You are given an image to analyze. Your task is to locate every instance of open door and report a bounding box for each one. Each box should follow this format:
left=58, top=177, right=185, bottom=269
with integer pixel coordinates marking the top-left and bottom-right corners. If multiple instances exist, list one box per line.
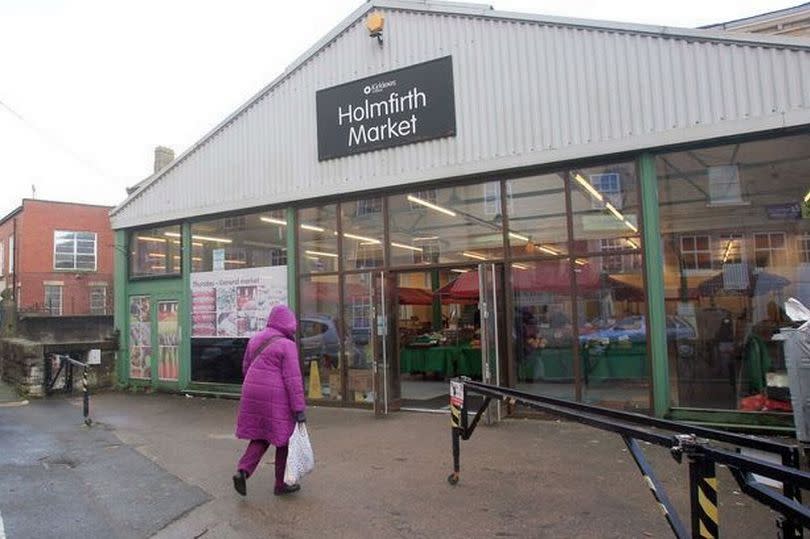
left=373, top=271, right=400, bottom=415
left=479, top=263, right=505, bottom=423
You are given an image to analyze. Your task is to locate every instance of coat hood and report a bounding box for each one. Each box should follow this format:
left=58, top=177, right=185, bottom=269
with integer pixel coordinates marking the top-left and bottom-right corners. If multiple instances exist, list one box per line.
left=266, top=304, right=297, bottom=338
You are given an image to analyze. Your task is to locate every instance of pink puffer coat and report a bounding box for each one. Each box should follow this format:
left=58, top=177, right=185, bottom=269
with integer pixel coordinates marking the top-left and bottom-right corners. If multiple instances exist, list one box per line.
left=235, top=305, right=306, bottom=446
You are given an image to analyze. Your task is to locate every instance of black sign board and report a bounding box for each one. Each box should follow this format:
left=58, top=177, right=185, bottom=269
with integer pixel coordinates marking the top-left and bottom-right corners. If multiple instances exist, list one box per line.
left=316, top=56, right=456, bottom=161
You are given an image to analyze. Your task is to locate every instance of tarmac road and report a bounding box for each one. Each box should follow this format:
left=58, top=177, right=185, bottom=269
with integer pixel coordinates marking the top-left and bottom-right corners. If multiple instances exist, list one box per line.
left=0, top=391, right=790, bottom=538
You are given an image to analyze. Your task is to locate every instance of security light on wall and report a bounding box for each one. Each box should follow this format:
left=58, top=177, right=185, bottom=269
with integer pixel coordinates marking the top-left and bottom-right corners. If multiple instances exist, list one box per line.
left=366, top=11, right=384, bottom=45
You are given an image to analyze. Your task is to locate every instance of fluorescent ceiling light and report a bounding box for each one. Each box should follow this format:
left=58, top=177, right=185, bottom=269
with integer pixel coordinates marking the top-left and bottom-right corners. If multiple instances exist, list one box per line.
left=450, top=269, right=469, bottom=273
left=407, top=195, right=456, bottom=217
left=137, top=236, right=167, bottom=243
left=722, top=239, right=736, bottom=263
left=624, top=220, right=638, bottom=233
left=151, top=265, right=167, bottom=270
left=224, top=259, right=247, bottom=265
left=462, top=251, right=487, bottom=261
left=512, top=263, right=529, bottom=270
left=300, top=223, right=325, bottom=232
left=574, top=258, right=588, bottom=266
left=625, top=239, right=639, bottom=250
left=805, top=190, right=810, bottom=203
left=605, top=202, right=624, bottom=222
left=391, top=242, right=423, bottom=252
left=538, top=245, right=559, bottom=256
left=574, top=174, right=603, bottom=202
left=148, top=253, right=166, bottom=258
left=509, top=232, right=530, bottom=242
left=344, top=232, right=381, bottom=244
left=305, top=250, right=338, bottom=258
left=260, top=216, right=288, bottom=226
left=413, top=236, right=439, bottom=242
left=164, top=231, right=232, bottom=244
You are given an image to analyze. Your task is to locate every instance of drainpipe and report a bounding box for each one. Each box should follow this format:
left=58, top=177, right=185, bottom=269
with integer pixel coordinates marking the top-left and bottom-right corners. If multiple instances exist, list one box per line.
left=11, top=217, right=17, bottom=306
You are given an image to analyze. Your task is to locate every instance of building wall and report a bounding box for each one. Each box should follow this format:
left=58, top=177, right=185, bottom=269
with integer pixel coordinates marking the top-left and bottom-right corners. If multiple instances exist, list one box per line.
left=12, top=200, right=114, bottom=315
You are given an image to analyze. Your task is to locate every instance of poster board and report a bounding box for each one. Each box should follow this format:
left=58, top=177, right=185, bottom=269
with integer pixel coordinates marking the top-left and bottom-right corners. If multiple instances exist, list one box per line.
left=191, top=266, right=287, bottom=338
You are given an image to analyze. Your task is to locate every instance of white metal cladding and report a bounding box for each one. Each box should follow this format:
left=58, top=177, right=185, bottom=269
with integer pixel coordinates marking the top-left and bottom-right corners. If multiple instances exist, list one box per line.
left=111, top=2, right=810, bottom=229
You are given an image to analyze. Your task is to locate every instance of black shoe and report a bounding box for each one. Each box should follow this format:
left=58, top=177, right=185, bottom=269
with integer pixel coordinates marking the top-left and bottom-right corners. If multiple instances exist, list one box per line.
left=233, top=471, right=247, bottom=496
left=274, top=483, right=301, bottom=496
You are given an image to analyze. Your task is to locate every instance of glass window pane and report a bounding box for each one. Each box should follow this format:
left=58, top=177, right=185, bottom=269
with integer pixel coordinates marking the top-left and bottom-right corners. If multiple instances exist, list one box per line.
left=130, top=225, right=182, bottom=278
left=129, top=296, right=152, bottom=379
left=343, top=273, right=374, bottom=403
left=298, top=205, right=338, bottom=273
left=300, top=274, right=341, bottom=401
left=506, top=173, right=568, bottom=257
left=388, top=181, right=505, bottom=267
left=341, top=198, right=384, bottom=270
left=570, top=162, right=641, bottom=252
left=76, top=255, right=96, bottom=270
left=576, top=256, right=649, bottom=412
left=157, top=301, right=180, bottom=381
left=191, top=209, right=287, bottom=273
left=54, top=254, right=74, bottom=269
left=512, top=259, right=575, bottom=402
left=657, top=133, right=810, bottom=410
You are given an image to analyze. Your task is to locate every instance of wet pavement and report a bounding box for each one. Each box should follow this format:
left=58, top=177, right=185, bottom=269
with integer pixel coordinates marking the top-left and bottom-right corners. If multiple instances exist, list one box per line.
left=0, top=391, right=791, bottom=538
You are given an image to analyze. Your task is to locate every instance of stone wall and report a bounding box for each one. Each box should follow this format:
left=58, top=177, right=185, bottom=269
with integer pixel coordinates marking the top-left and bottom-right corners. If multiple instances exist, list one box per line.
left=16, top=314, right=114, bottom=342
left=0, top=338, right=116, bottom=397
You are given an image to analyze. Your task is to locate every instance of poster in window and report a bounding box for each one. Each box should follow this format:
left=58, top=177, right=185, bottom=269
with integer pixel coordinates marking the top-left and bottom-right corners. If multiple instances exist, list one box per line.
left=129, top=296, right=152, bottom=379
left=191, top=266, right=287, bottom=338
left=157, top=301, right=180, bottom=381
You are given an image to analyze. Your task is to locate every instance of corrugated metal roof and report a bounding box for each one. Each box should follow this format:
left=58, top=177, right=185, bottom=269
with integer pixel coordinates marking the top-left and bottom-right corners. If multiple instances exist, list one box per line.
left=111, top=0, right=810, bottom=229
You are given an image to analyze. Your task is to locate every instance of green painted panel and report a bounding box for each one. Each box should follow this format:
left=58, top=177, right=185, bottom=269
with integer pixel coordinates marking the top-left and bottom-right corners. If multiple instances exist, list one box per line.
left=639, top=153, right=669, bottom=418
left=286, top=207, right=297, bottom=311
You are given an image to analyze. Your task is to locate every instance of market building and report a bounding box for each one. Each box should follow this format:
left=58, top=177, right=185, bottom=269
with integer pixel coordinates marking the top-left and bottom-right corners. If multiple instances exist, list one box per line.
left=110, top=0, right=810, bottom=426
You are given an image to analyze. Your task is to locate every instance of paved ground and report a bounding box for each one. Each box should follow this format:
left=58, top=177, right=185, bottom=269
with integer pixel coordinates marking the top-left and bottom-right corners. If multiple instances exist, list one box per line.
left=0, top=391, right=792, bottom=538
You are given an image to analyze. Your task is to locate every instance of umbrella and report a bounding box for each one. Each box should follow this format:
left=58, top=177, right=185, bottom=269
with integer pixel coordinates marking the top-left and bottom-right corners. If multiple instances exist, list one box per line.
left=397, top=287, right=435, bottom=305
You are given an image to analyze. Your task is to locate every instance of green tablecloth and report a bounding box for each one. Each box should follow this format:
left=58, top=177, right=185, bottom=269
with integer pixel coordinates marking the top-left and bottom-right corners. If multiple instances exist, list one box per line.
left=400, top=346, right=482, bottom=377
left=519, top=343, right=647, bottom=383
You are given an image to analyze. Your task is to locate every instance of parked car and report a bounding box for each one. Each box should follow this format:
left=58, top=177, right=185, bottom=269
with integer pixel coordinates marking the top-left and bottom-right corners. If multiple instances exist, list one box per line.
left=579, top=315, right=697, bottom=345
left=300, top=314, right=340, bottom=367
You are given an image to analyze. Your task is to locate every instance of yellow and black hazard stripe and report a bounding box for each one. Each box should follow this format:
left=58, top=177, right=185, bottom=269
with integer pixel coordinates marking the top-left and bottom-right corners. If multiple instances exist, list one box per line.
left=450, top=402, right=461, bottom=428
left=696, top=474, right=718, bottom=538
left=690, top=460, right=718, bottom=539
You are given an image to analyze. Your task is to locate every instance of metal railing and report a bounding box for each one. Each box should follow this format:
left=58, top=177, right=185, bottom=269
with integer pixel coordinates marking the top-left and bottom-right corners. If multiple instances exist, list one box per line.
left=448, top=378, right=809, bottom=538
left=44, top=353, right=92, bottom=426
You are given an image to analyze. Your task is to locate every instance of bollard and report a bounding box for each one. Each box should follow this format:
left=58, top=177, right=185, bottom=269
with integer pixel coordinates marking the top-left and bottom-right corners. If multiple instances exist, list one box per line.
left=82, top=363, right=91, bottom=426
left=688, top=455, right=718, bottom=538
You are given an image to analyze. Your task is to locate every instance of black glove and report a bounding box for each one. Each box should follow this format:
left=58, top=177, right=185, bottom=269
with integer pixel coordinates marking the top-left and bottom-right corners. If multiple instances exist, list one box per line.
left=294, top=411, right=306, bottom=424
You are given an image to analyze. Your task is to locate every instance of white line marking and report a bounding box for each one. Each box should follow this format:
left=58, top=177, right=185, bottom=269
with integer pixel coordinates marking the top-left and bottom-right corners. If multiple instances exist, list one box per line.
left=0, top=508, right=7, bottom=539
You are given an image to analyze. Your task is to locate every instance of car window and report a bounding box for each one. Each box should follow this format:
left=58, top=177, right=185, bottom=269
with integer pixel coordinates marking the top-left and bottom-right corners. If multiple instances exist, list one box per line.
left=614, top=317, right=642, bottom=330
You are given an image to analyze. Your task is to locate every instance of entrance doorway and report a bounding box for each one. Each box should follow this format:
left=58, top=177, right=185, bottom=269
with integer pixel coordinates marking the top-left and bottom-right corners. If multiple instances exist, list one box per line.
left=393, top=264, right=506, bottom=412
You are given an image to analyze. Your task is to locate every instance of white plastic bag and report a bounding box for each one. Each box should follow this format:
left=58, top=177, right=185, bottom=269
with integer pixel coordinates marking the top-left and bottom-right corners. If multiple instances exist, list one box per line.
left=284, top=423, right=314, bottom=485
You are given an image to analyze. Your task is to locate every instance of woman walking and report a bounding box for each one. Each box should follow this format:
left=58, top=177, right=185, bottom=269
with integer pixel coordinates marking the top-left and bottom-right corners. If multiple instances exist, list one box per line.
left=233, top=304, right=306, bottom=496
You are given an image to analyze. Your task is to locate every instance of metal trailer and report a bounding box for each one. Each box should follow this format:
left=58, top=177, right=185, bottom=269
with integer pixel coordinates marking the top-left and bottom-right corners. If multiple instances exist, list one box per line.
left=448, top=378, right=809, bottom=539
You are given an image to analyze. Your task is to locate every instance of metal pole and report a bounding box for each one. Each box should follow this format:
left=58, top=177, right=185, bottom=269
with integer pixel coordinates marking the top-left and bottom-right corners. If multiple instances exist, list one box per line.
left=779, top=447, right=803, bottom=539
left=448, top=379, right=464, bottom=485
left=82, top=364, right=91, bottom=426
left=689, top=455, right=718, bottom=538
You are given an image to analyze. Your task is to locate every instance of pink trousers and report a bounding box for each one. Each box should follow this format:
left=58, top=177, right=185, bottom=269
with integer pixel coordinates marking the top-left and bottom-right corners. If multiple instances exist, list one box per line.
left=237, top=440, right=289, bottom=488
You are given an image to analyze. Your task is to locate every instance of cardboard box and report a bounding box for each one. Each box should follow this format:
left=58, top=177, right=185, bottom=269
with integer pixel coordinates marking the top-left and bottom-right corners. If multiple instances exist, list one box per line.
left=348, top=368, right=372, bottom=393
left=328, top=370, right=341, bottom=399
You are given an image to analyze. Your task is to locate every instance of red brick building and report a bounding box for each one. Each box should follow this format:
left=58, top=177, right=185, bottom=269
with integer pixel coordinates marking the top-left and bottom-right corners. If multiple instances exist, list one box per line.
left=0, top=200, right=114, bottom=315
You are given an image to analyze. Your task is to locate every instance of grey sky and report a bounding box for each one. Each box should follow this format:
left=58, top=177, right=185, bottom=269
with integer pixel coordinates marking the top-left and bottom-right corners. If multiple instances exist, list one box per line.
left=0, top=0, right=800, bottom=219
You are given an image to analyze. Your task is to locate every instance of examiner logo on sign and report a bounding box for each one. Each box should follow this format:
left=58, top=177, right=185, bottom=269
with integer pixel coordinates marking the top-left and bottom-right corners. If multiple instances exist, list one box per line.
left=316, top=56, right=456, bottom=160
